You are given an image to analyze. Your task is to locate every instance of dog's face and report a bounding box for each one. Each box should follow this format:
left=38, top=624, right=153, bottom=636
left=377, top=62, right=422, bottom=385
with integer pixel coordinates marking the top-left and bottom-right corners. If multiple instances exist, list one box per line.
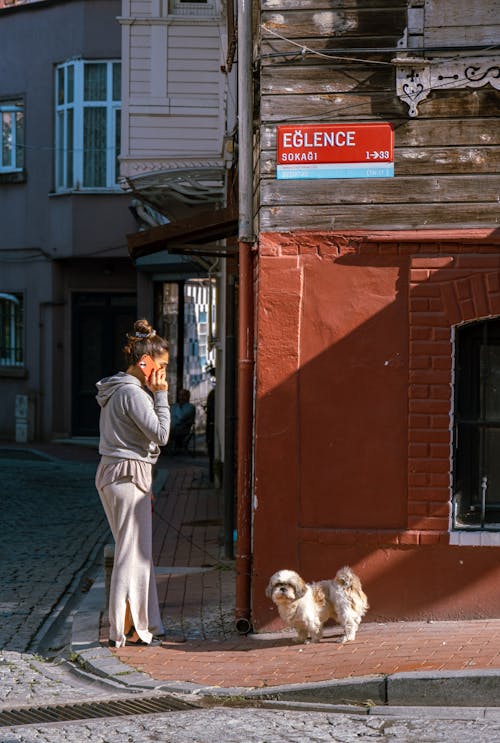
left=266, top=570, right=308, bottom=606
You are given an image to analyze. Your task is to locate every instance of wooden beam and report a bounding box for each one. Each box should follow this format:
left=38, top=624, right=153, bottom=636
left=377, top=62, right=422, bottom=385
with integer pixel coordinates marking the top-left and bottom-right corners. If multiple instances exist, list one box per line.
left=128, top=205, right=238, bottom=260
left=167, top=242, right=239, bottom=258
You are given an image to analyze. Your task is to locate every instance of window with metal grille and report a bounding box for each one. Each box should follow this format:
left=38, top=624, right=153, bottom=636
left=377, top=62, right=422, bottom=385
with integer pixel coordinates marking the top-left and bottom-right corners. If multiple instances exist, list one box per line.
left=169, top=0, right=217, bottom=16
left=453, top=317, right=500, bottom=529
left=0, top=100, right=24, bottom=173
left=0, top=292, right=24, bottom=367
left=55, top=60, right=121, bottom=191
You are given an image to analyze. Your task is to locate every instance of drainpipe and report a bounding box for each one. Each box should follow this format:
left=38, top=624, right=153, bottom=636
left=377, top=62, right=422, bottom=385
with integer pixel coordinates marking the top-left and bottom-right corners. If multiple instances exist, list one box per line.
left=234, top=0, right=254, bottom=635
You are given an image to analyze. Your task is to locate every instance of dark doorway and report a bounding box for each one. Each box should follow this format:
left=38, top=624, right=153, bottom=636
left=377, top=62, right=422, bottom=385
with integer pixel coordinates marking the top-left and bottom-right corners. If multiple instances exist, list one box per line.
left=72, top=292, right=136, bottom=435
left=453, top=317, right=500, bottom=528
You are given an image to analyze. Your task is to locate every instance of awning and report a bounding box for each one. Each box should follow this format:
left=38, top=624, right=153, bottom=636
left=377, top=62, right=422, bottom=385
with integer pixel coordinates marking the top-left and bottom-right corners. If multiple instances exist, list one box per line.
left=127, top=205, right=238, bottom=261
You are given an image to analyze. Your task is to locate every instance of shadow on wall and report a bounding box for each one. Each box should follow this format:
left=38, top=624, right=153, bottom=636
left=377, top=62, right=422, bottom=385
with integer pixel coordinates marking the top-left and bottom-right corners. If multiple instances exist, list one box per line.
left=252, top=239, right=500, bottom=627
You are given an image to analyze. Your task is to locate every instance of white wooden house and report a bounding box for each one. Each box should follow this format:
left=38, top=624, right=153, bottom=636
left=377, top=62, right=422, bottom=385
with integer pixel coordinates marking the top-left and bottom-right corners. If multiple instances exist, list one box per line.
left=119, top=0, right=238, bottom=494
left=119, top=0, right=236, bottom=218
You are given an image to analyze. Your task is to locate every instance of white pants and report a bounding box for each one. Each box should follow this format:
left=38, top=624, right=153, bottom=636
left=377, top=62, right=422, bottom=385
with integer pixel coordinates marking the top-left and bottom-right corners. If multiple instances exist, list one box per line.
left=98, top=476, right=164, bottom=647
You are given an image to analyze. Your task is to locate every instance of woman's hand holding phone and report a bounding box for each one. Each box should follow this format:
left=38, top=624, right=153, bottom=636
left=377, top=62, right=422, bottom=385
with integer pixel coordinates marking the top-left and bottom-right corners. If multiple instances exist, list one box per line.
left=146, top=365, right=168, bottom=393
left=138, top=354, right=168, bottom=392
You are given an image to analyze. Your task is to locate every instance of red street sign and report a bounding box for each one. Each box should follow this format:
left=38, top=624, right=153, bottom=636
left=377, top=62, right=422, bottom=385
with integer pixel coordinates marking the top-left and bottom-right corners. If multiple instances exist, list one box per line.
left=276, top=123, right=394, bottom=179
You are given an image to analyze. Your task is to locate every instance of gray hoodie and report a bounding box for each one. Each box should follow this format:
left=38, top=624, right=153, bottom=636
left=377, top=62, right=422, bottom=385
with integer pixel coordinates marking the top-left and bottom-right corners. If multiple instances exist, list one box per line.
left=96, top=372, right=170, bottom=463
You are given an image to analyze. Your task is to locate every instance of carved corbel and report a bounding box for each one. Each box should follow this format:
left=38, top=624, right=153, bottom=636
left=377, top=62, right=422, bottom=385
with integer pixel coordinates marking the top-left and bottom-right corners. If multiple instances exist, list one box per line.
left=394, top=54, right=500, bottom=117
left=393, top=57, right=431, bottom=117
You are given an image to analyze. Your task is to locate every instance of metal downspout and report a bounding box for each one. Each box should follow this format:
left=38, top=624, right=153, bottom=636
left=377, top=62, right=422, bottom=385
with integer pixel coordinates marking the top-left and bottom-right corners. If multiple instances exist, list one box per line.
left=234, top=0, right=254, bottom=635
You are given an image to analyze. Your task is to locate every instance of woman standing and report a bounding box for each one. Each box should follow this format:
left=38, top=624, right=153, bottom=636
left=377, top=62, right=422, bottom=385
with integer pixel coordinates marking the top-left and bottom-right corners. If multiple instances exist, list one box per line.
left=95, top=318, right=170, bottom=648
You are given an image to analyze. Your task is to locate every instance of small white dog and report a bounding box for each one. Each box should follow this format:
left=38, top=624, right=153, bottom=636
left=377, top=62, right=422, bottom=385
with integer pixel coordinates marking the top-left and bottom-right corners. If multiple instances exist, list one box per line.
left=266, top=566, right=368, bottom=644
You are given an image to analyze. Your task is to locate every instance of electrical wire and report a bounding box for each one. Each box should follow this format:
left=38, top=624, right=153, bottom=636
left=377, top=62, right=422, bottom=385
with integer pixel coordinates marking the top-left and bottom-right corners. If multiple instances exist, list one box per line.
left=260, top=40, right=500, bottom=63
left=261, top=24, right=393, bottom=65
left=259, top=25, right=500, bottom=103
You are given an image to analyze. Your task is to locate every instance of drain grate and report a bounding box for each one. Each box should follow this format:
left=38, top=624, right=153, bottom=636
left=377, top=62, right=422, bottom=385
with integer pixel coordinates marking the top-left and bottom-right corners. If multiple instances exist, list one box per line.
left=0, top=694, right=196, bottom=727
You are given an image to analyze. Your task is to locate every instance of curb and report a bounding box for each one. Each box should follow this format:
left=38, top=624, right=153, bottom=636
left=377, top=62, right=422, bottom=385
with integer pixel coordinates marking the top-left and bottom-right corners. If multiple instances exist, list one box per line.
left=71, top=571, right=206, bottom=694
left=71, top=574, right=500, bottom=707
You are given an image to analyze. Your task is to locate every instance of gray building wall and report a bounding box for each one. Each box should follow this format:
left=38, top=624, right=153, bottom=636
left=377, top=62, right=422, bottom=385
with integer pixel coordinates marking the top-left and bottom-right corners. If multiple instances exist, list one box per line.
left=0, top=0, right=138, bottom=441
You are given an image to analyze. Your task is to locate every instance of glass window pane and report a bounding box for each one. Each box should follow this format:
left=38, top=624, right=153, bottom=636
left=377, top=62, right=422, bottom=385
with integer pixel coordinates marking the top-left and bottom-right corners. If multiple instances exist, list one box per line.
left=483, top=345, right=500, bottom=420
left=115, top=109, right=121, bottom=182
left=83, top=107, right=106, bottom=187
left=56, top=110, right=64, bottom=187
left=66, top=108, right=73, bottom=187
left=15, top=110, right=23, bottom=169
left=58, top=66, right=65, bottom=105
left=485, top=429, right=500, bottom=523
left=84, top=63, right=107, bottom=101
left=2, top=112, right=12, bottom=168
left=112, top=63, right=121, bottom=101
left=67, top=64, right=74, bottom=104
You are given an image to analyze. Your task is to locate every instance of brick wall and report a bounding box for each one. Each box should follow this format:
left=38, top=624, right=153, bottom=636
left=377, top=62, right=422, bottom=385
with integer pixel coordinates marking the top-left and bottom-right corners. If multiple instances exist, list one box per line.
left=258, top=230, right=500, bottom=546
left=409, top=252, right=500, bottom=540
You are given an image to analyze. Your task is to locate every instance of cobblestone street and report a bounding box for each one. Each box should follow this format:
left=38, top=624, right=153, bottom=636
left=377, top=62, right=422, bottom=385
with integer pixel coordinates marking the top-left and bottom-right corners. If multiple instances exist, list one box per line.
left=1, top=693, right=500, bottom=743
left=1, top=652, right=500, bottom=742
left=0, top=448, right=108, bottom=654
left=0, top=649, right=500, bottom=742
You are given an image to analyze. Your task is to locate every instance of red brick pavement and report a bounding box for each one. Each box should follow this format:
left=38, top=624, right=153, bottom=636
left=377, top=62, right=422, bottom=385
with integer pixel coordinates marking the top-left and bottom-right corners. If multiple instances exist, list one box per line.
left=112, top=619, right=500, bottom=688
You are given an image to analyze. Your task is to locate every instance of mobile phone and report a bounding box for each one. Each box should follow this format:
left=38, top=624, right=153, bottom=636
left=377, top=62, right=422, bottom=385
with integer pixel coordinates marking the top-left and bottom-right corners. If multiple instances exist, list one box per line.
left=137, top=354, right=159, bottom=380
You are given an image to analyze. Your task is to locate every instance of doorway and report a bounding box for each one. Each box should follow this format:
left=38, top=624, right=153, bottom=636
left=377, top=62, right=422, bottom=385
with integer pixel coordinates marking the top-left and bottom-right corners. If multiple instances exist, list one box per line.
left=72, top=292, right=136, bottom=435
left=154, top=279, right=216, bottom=451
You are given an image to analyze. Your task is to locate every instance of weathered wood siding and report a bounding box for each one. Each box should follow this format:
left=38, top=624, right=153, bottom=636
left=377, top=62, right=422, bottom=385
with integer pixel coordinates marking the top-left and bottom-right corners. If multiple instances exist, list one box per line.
left=423, top=0, right=500, bottom=45
left=258, top=0, right=500, bottom=231
left=120, top=0, right=232, bottom=175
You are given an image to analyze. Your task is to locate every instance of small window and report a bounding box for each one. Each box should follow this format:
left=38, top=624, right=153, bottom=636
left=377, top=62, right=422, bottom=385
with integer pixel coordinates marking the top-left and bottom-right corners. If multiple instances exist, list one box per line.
left=55, top=60, right=121, bottom=191
left=0, top=100, right=24, bottom=173
left=169, top=0, right=217, bottom=17
left=453, top=318, right=500, bottom=529
left=0, top=293, right=24, bottom=367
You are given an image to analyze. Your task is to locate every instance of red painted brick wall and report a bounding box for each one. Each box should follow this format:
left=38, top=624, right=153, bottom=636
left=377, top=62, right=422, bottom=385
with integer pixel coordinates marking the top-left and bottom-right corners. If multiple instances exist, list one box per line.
left=408, top=253, right=500, bottom=535
left=252, top=230, right=500, bottom=628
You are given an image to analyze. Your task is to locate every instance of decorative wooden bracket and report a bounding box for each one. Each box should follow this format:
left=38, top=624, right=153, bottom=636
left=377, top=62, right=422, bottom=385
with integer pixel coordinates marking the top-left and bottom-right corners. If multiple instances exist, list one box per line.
left=393, top=55, right=500, bottom=116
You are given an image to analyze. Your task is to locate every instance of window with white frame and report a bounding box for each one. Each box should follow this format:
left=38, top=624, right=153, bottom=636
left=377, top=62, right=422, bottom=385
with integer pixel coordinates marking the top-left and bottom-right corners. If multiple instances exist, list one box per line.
left=55, top=60, right=121, bottom=191
left=1, top=100, right=24, bottom=173
left=0, top=293, right=24, bottom=367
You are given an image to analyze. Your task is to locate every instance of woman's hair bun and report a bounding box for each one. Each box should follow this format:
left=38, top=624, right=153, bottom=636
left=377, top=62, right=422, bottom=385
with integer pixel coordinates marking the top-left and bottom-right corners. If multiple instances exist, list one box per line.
left=123, top=318, right=167, bottom=366
left=134, top=318, right=154, bottom=337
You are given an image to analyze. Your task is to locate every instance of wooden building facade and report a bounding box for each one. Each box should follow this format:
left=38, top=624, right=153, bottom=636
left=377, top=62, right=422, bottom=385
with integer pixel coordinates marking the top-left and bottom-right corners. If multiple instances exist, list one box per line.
left=251, top=0, right=500, bottom=628
left=119, top=0, right=236, bottom=187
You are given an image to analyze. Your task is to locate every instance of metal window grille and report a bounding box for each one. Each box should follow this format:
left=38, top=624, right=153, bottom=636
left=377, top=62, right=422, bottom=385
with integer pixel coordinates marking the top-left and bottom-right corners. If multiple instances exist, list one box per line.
left=0, top=293, right=24, bottom=367
left=453, top=317, right=500, bottom=529
left=170, top=0, right=217, bottom=16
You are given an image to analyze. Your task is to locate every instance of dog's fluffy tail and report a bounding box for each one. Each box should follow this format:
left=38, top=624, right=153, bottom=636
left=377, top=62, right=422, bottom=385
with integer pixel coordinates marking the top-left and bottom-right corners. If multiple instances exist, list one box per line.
left=335, top=565, right=369, bottom=616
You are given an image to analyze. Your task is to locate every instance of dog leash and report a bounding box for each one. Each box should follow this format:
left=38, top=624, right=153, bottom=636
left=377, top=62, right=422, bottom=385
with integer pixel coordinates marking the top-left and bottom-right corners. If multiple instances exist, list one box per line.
left=152, top=507, right=228, bottom=568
